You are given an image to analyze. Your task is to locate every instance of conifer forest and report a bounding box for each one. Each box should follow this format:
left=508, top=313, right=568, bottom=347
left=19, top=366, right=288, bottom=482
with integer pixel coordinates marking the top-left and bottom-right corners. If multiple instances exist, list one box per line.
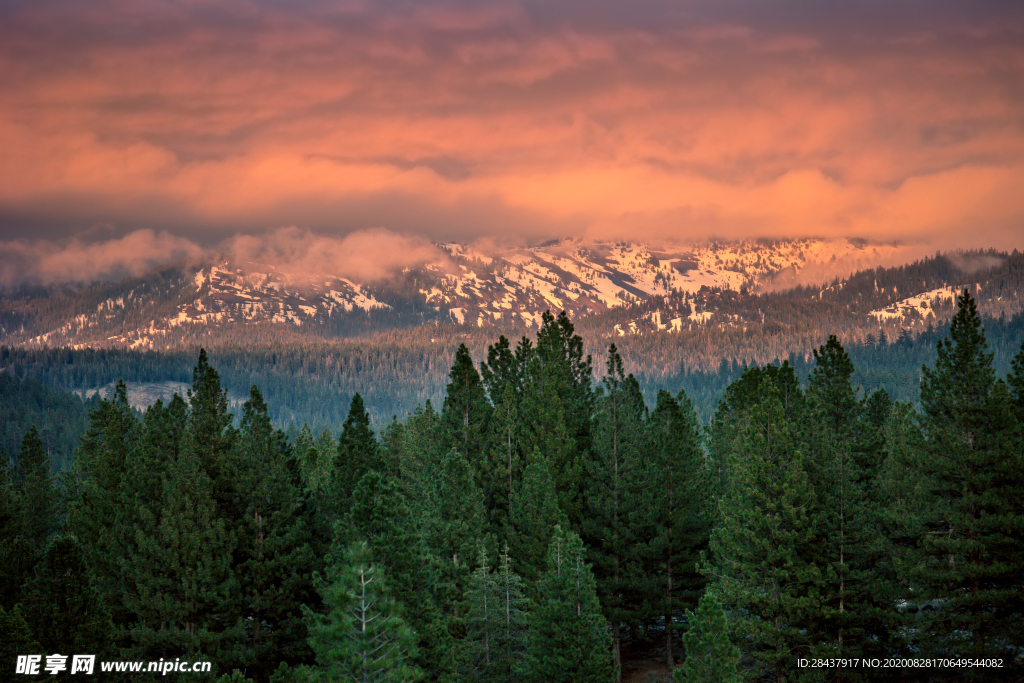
left=2, top=290, right=1023, bottom=683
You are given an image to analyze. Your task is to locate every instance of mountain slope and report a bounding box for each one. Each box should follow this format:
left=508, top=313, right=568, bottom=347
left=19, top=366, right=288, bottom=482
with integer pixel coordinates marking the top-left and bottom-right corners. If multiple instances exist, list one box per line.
left=0, top=237, right=932, bottom=349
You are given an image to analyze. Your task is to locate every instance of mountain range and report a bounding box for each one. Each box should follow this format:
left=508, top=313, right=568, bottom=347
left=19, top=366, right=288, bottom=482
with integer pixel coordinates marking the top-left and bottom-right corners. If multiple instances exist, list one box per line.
left=7, top=236, right=1009, bottom=351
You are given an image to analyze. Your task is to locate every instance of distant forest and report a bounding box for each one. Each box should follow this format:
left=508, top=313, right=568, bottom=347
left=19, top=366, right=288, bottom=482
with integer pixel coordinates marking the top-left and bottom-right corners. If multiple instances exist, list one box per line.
left=2, top=308, right=1023, bottom=432
left=2, top=292, right=1022, bottom=681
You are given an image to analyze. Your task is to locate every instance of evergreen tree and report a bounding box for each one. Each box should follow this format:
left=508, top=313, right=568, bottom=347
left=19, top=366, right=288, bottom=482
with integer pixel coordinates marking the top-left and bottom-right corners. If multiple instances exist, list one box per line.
left=12, top=426, right=58, bottom=553
left=706, top=363, right=803, bottom=519
left=440, top=344, right=492, bottom=473
left=305, top=541, right=423, bottom=683
left=342, top=472, right=445, bottom=676
left=705, top=382, right=821, bottom=683
left=911, top=289, right=1023, bottom=668
left=509, top=451, right=564, bottom=586
left=189, top=348, right=235, bottom=478
left=804, top=336, right=878, bottom=666
left=1009, top=340, right=1024, bottom=414
left=481, top=382, right=525, bottom=542
left=463, top=546, right=528, bottom=683
left=63, top=381, right=142, bottom=628
left=229, top=387, right=316, bottom=681
left=125, top=425, right=241, bottom=661
left=520, top=312, right=593, bottom=523
left=525, top=526, right=614, bottom=683
left=0, top=606, right=40, bottom=683
left=582, top=344, right=647, bottom=678
left=480, top=335, right=531, bottom=407
left=392, top=401, right=445, bottom=515
left=1, top=426, right=60, bottom=613
left=420, top=446, right=488, bottom=670
left=331, top=394, right=380, bottom=518
left=673, top=591, right=741, bottom=683
left=21, top=535, right=113, bottom=660
left=644, top=389, right=708, bottom=669
left=872, top=400, right=931, bottom=658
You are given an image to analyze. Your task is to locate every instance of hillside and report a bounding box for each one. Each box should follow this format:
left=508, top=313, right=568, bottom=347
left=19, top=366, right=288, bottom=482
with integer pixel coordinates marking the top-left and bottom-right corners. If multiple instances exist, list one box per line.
left=1, top=237, right=924, bottom=349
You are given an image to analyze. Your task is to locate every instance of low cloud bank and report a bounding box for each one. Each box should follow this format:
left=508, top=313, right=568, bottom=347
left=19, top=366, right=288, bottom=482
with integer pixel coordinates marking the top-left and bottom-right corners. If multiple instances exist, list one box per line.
left=0, top=229, right=205, bottom=287
left=0, top=227, right=448, bottom=287
left=225, top=227, right=448, bottom=284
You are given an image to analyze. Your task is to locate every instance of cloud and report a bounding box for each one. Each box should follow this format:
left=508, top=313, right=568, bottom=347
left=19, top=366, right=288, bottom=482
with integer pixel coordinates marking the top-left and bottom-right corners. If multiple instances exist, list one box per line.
left=0, top=227, right=453, bottom=286
left=0, top=0, right=1021, bottom=252
left=0, top=229, right=205, bottom=286
left=225, top=226, right=448, bottom=283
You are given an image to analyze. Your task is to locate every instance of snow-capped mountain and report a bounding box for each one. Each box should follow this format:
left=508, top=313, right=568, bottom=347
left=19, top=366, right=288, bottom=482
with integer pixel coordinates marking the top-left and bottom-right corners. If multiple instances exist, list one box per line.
left=2, top=237, right=1006, bottom=350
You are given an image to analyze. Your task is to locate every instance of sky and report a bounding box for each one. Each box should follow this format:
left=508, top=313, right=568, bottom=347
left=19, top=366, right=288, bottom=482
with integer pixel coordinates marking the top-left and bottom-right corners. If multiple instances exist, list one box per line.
left=1, top=0, right=1023, bottom=284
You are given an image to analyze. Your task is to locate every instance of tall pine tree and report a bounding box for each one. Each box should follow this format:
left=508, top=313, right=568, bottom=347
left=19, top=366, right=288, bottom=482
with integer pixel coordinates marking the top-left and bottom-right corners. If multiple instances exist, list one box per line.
left=911, top=289, right=1023, bottom=670
left=525, top=526, right=614, bottom=683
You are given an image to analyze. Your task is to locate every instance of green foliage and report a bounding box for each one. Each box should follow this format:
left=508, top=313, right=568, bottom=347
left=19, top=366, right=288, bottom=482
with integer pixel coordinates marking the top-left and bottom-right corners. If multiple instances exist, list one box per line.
left=3, top=306, right=1023, bottom=682
left=519, top=312, right=594, bottom=523
left=581, top=344, right=648, bottom=672
left=644, top=389, right=708, bottom=669
left=228, top=386, right=316, bottom=678
left=463, top=546, right=529, bottom=683
left=674, top=591, right=741, bottom=683
left=525, top=526, right=614, bottom=683
left=0, top=606, right=41, bottom=683
left=705, top=382, right=822, bottom=682
left=0, top=372, right=95, bottom=474
left=481, top=382, right=525, bottom=542
left=341, top=472, right=445, bottom=676
left=331, top=393, right=380, bottom=517
left=305, top=541, right=423, bottom=683
left=21, top=535, right=112, bottom=659
left=509, top=451, right=564, bottom=586
left=440, top=344, right=492, bottom=470
left=907, top=289, right=1023, bottom=667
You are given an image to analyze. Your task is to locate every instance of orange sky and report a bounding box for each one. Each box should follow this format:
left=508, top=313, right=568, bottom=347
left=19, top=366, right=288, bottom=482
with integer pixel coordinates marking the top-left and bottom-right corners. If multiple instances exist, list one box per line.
left=1, top=0, right=1022, bottom=278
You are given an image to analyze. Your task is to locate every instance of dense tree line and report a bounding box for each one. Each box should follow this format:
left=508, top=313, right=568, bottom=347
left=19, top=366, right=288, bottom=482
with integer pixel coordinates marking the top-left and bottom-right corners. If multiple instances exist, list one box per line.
left=2, top=294, right=1023, bottom=681
left=0, top=373, right=100, bottom=473
left=5, top=306, right=1023, bottom=431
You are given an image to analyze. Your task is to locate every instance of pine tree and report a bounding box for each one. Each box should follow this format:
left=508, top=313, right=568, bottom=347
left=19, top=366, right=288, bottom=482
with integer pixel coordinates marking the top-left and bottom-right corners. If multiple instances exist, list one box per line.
left=480, top=335, right=530, bottom=407
left=673, top=591, right=741, bottom=683
left=1009, top=340, right=1024, bottom=419
left=644, top=389, right=708, bottom=669
left=509, top=450, right=564, bottom=586
left=420, top=446, right=488, bottom=667
left=125, top=426, right=241, bottom=661
left=305, top=541, right=423, bottom=683
left=331, top=394, right=381, bottom=518
left=440, top=344, right=492, bottom=472
left=12, top=426, right=57, bottom=553
left=189, top=348, right=235, bottom=476
left=463, top=546, right=528, bottom=683
left=63, top=380, right=142, bottom=628
left=342, top=472, right=444, bottom=676
left=706, top=363, right=803, bottom=520
left=0, top=606, right=41, bottom=682
left=229, top=386, right=316, bottom=681
left=525, top=526, right=614, bottom=683
left=705, top=382, right=821, bottom=683
left=0, top=426, right=59, bottom=612
left=582, top=344, right=647, bottom=678
left=392, top=401, right=445, bottom=515
left=21, top=535, right=113, bottom=659
left=520, top=312, right=593, bottom=523
left=481, top=382, right=525, bottom=544
left=464, top=548, right=500, bottom=682
left=804, top=336, right=878, bottom=666
left=911, top=289, right=1023, bottom=668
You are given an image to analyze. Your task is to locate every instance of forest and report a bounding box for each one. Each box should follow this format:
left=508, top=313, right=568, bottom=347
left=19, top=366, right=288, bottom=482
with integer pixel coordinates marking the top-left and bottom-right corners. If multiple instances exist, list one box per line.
left=1, top=290, right=1023, bottom=682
